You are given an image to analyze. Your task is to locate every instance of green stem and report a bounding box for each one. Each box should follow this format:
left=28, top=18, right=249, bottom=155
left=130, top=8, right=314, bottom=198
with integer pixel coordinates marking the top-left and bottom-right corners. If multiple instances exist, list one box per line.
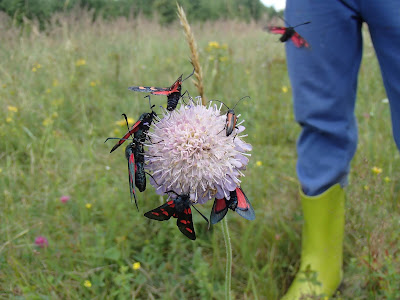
left=222, top=217, right=232, bottom=300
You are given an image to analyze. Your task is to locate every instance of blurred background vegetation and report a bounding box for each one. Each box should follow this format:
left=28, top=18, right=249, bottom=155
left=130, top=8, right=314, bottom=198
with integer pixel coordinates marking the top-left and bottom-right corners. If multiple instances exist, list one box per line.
left=1, top=0, right=399, bottom=299
left=0, top=0, right=281, bottom=28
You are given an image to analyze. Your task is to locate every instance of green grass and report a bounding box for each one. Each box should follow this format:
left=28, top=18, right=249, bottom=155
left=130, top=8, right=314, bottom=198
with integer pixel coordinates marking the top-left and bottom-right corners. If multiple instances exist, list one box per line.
left=1, top=10, right=399, bottom=299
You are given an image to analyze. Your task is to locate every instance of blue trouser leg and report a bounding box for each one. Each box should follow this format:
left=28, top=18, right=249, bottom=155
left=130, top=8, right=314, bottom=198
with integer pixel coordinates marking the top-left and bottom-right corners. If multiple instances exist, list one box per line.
left=363, top=1, right=400, bottom=148
left=285, top=1, right=363, bottom=196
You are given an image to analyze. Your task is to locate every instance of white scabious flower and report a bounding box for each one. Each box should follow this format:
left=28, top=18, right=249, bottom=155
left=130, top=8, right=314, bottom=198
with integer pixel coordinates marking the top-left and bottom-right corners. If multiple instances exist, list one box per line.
left=145, top=99, right=252, bottom=204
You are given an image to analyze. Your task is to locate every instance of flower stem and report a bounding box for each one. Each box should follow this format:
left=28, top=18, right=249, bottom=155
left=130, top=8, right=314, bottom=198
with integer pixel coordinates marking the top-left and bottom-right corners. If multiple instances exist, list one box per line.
left=222, top=217, right=232, bottom=300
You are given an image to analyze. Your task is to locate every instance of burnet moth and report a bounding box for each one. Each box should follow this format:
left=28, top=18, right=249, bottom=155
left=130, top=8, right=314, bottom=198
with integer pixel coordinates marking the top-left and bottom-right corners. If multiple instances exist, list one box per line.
left=267, top=18, right=311, bottom=48
left=128, top=68, right=195, bottom=111
left=212, top=96, right=250, bottom=136
left=210, top=187, right=255, bottom=225
left=108, top=96, right=157, bottom=153
left=144, top=191, right=209, bottom=240
left=104, top=97, right=157, bottom=209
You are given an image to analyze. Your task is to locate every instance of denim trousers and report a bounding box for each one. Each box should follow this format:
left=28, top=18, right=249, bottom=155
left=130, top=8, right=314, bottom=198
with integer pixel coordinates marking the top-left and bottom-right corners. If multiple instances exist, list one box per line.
left=285, top=0, right=400, bottom=195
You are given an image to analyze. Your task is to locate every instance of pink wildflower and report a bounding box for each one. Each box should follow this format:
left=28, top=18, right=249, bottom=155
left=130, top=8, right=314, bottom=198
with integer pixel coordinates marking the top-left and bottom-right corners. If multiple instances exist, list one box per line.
left=35, top=236, right=48, bottom=248
left=145, top=98, right=251, bottom=204
left=60, top=195, right=70, bottom=203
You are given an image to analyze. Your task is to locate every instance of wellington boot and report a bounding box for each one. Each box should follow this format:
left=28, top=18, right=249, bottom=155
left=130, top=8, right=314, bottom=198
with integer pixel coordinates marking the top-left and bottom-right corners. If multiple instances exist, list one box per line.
left=281, top=184, right=345, bottom=300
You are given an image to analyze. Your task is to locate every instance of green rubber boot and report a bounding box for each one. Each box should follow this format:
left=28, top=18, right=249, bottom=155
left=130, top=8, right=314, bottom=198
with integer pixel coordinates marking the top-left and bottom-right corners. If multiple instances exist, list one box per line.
left=281, top=184, right=345, bottom=300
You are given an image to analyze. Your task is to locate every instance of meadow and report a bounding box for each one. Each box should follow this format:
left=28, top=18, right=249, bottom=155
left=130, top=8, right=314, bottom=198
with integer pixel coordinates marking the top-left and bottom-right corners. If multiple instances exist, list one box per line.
left=0, top=9, right=399, bottom=299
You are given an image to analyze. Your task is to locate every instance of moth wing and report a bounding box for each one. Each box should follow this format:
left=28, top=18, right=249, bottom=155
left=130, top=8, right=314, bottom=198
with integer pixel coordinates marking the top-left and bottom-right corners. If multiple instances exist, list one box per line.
left=210, top=198, right=228, bottom=225
left=144, top=200, right=175, bottom=221
left=268, top=26, right=287, bottom=35
left=176, top=207, right=196, bottom=240
left=110, top=119, right=142, bottom=153
left=127, top=149, right=138, bottom=209
left=234, top=187, right=256, bottom=221
left=128, top=86, right=168, bottom=94
left=291, top=32, right=311, bottom=48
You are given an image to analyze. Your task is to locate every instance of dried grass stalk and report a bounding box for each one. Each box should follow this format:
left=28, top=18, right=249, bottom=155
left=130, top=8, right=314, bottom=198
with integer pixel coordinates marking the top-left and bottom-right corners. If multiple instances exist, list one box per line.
left=176, top=3, right=205, bottom=104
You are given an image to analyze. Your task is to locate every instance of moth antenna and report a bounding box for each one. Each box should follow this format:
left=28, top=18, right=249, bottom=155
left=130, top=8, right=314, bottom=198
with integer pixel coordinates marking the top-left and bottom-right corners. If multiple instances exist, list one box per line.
left=121, top=113, right=130, bottom=131
left=207, top=99, right=230, bottom=110
left=278, top=16, right=291, bottom=27
left=121, top=113, right=136, bottom=140
left=192, top=205, right=210, bottom=230
left=293, top=21, right=311, bottom=29
left=145, top=171, right=160, bottom=186
left=232, top=95, right=251, bottom=109
left=183, top=67, right=195, bottom=82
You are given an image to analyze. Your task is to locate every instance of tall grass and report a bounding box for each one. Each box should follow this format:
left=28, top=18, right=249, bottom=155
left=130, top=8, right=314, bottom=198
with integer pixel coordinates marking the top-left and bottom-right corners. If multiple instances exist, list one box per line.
left=1, top=9, right=399, bottom=299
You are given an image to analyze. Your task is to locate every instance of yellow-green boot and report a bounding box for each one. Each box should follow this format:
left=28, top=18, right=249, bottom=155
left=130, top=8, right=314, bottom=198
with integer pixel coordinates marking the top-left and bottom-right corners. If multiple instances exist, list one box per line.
left=281, top=184, right=345, bottom=300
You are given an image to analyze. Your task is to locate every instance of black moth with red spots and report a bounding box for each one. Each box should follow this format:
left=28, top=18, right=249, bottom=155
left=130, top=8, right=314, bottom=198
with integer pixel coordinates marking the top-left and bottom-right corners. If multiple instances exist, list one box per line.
left=210, top=187, right=256, bottom=225
left=267, top=20, right=311, bottom=48
left=128, top=68, right=194, bottom=111
left=109, top=109, right=156, bottom=154
left=144, top=193, right=197, bottom=240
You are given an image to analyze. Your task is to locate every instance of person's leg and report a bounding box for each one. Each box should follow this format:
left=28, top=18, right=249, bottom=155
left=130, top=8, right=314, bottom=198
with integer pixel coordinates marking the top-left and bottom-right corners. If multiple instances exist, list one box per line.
left=363, top=0, right=400, bottom=149
left=286, top=1, right=363, bottom=196
left=282, top=1, right=363, bottom=299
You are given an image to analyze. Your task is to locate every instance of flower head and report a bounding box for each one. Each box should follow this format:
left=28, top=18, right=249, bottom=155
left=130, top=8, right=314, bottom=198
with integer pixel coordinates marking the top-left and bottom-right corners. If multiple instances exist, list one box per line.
left=75, top=59, right=86, bottom=67
left=8, top=106, right=18, bottom=113
left=35, top=236, right=48, bottom=248
left=60, top=195, right=70, bottom=203
left=146, top=99, right=251, bottom=204
left=83, top=280, right=92, bottom=288
left=132, top=262, right=141, bottom=270
left=372, top=166, right=382, bottom=175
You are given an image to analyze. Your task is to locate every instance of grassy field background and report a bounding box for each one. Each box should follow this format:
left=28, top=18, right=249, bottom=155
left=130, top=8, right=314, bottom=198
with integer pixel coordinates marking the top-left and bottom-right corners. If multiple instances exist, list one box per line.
left=1, top=9, right=399, bottom=299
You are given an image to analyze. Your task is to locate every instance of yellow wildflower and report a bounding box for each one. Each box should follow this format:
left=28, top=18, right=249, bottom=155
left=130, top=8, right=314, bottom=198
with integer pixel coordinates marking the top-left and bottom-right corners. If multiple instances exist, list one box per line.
left=90, top=81, right=96, bottom=87
left=46, top=88, right=52, bottom=94
left=132, top=262, right=141, bottom=270
left=52, top=79, right=59, bottom=87
left=364, top=185, right=369, bottom=191
left=52, top=112, right=58, bottom=118
left=256, top=161, right=262, bottom=167
left=42, top=118, right=53, bottom=127
left=35, top=63, right=42, bottom=69
left=0, top=168, right=2, bottom=173
left=76, top=59, right=86, bottom=67
left=384, top=176, right=391, bottom=182
left=83, top=280, right=92, bottom=288
left=115, top=118, right=134, bottom=127
left=371, top=166, right=383, bottom=175
left=32, top=67, right=37, bottom=72
left=208, top=41, right=220, bottom=49
left=85, top=203, right=92, bottom=209
left=6, top=117, right=12, bottom=123
left=8, top=106, right=18, bottom=113
left=282, top=86, right=289, bottom=93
